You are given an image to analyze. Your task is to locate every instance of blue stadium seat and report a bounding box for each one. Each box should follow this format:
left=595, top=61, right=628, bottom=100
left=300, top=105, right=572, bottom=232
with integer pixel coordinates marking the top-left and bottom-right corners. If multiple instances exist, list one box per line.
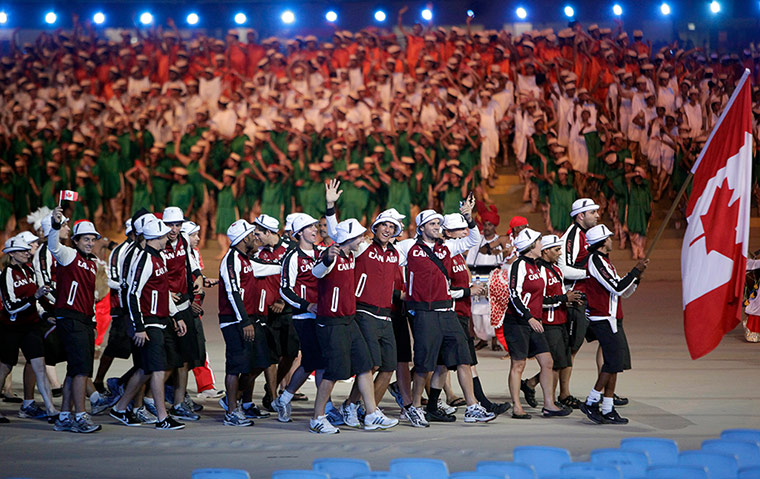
left=678, top=450, right=738, bottom=479
left=560, top=462, right=622, bottom=479
left=702, top=439, right=760, bottom=468
left=590, top=448, right=649, bottom=478
left=272, top=471, right=330, bottom=479
left=513, top=446, right=572, bottom=477
left=646, top=465, right=708, bottom=479
left=476, top=461, right=537, bottom=479
left=354, top=473, right=410, bottom=479
left=313, top=458, right=372, bottom=479
left=389, top=458, right=449, bottom=479
left=722, top=429, right=760, bottom=444
left=192, top=469, right=251, bottom=479
left=449, top=472, right=507, bottom=479
left=620, top=438, right=678, bottom=465
left=738, top=465, right=760, bottom=479
left=540, top=475, right=596, bottom=479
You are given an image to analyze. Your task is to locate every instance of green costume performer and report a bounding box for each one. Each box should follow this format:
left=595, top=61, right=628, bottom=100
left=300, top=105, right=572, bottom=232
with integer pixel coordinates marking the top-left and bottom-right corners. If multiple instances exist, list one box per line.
left=337, top=181, right=370, bottom=221
left=626, top=179, right=652, bottom=236
left=386, top=177, right=412, bottom=222
left=548, top=181, right=577, bottom=232
left=216, top=184, right=238, bottom=233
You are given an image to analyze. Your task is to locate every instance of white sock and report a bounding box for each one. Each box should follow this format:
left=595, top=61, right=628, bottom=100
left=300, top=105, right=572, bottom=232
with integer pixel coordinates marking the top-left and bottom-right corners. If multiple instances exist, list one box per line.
left=586, top=389, right=602, bottom=405
left=22, top=399, right=34, bottom=408
left=281, top=390, right=294, bottom=404
left=601, top=397, right=614, bottom=414
left=144, top=397, right=155, bottom=405
left=75, top=411, right=86, bottom=420
left=90, top=392, right=100, bottom=403
left=59, top=411, right=71, bottom=419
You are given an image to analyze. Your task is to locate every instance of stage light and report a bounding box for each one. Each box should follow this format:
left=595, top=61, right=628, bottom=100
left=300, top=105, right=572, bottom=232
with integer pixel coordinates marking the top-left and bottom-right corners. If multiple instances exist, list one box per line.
left=93, top=12, right=105, bottom=25
left=325, top=10, right=338, bottom=22
left=564, top=5, right=575, bottom=17
left=710, top=1, right=721, bottom=13
left=467, top=9, right=475, bottom=17
left=44, top=11, right=57, bottom=25
left=186, top=13, right=199, bottom=25
left=613, top=4, right=623, bottom=15
left=516, top=7, right=527, bottom=19
left=660, top=2, right=671, bottom=14
left=374, top=10, right=387, bottom=22
left=234, top=12, right=247, bottom=24
left=0, top=11, right=8, bottom=24
left=139, top=12, right=153, bottom=25
left=421, top=8, right=433, bottom=21
left=281, top=10, right=295, bottom=24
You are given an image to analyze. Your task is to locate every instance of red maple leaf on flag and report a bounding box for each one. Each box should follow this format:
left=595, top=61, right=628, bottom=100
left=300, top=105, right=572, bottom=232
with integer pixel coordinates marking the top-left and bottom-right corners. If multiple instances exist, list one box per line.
left=689, top=177, right=740, bottom=257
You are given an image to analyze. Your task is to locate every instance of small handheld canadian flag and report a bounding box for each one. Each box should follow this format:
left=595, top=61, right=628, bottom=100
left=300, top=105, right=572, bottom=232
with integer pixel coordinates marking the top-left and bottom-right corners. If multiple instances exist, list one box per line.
left=58, top=190, right=80, bottom=205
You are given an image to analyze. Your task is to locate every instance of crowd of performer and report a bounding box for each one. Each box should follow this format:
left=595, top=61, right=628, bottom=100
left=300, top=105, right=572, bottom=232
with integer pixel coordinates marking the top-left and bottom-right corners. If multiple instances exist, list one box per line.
left=3, top=12, right=760, bottom=263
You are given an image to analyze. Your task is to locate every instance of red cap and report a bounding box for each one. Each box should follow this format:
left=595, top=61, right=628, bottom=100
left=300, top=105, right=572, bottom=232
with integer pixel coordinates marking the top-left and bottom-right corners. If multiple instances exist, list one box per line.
left=507, top=216, right=529, bottom=235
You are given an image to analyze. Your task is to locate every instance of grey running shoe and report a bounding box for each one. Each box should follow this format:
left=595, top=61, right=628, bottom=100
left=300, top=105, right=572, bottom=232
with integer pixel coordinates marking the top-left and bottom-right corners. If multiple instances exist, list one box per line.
left=464, top=403, right=496, bottom=423
left=224, top=409, right=253, bottom=427
left=72, top=413, right=102, bottom=433
left=133, top=406, right=158, bottom=424
left=91, top=393, right=119, bottom=415
left=437, top=398, right=457, bottom=415
left=404, top=406, right=430, bottom=428
left=53, top=414, right=74, bottom=432
left=242, top=404, right=270, bottom=419
left=340, top=402, right=361, bottom=428
left=18, top=402, right=48, bottom=419
left=271, top=395, right=292, bottom=423
left=169, top=403, right=200, bottom=421
left=183, top=392, right=203, bottom=412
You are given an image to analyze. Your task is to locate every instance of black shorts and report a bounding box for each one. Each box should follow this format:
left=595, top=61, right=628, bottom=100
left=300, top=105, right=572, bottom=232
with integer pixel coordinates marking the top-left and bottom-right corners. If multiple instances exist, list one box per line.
left=617, top=319, right=631, bottom=371
left=192, top=313, right=207, bottom=364
left=502, top=316, right=550, bottom=361
left=566, top=302, right=589, bottom=353
left=457, top=315, right=478, bottom=366
left=588, top=320, right=626, bottom=374
left=267, top=310, right=300, bottom=359
left=544, top=323, right=572, bottom=369
left=410, top=310, right=472, bottom=373
left=356, top=311, right=397, bottom=372
left=43, top=323, right=68, bottom=366
left=221, top=323, right=253, bottom=376
left=391, top=311, right=413, bottom=363
left=0, top=321, right=45, bottom=366
left=174, top=308, right=204, bottom=368
left=315, top=315, right=374, bottom=381
left=293, top=318, right=325, bottom=373
left=251, top=318, right=278, bottom=369
left=103, top=313, right=132, bottom=359
left=57, top=317, right=95, bottom=377
left=139, top=321, right=181, bottom=374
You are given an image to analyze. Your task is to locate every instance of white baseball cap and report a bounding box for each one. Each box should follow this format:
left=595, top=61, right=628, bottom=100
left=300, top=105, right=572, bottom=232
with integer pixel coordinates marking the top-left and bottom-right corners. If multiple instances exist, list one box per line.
left=371, top=210, right=404, bottom=237
left=143, top=219, right=171, bottom=240
left=72, top=220, right=101, bottom=240
left=416, top=209, right=444, bottom=231
left=133, top=214, right=158, bottom=235
left=180, top=221, right=200, bottom=236
left=254, top=214, right=280, bottom=233
left=291, top=214, right=319, bottom=235
left=442, top=213, right=468, bottom=230
left=227, top=219, right=256, bottom=246
left=513, top=228, right=541, bottom=253
left=541, top=234, right=562, bottom=250
left=284, top=213, right=299, bottom=232
left=3, top=237, right=31, bottom=254
left=570, top=198, right=600, bottom=217
left=124, top=218, right=133, bottom=235
left=162, top=206, right=185, bottom=224
left=586, top=224, right=614, bottom=245
left=16, top=231, right=40, bottom=245
left=334, top=218, right=366, bottom=244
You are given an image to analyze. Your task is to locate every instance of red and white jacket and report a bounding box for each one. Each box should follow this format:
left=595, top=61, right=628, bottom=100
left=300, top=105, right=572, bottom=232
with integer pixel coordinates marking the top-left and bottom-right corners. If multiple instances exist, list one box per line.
left=48, top=223, right=98, bottom=322
left=451, top=253, right=473, bottom=318
left=354, top=240, right=401, bottom=320
left=252, top=238, right=288, bottom=318
left=559, top=223, right=590, bottom=288
left=585, top=251, right=640, bottom=332
left=107, top=238, right=132, bottom=315
left=219, top=246, right=281, bottom=328
left=0, top=263, right=41, bottom=325
left=506, top=255, right=545, bottom=323
left=164, top=234, right=201, bottom=312
left=280, top=246, right=321, bottom=320
left=313, top=249, right=357, bottom=319
left=127, top=245, right=177, bottom=332
left=539, top=259, right=569, bottom=325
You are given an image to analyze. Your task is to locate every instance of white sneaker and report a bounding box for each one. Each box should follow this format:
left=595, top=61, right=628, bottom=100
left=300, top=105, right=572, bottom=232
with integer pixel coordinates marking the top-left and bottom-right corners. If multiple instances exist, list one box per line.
left=309, top=415, right=340, bottom=434
left=464, top=403, right=496, bottom=423
left=404, top=405, right=430, bottom=428
left=364, top=408, right=398, bottom=431
left=438, top=398, right=457, bottom=415
left=133, top=406, right=158, bottom=424
left=197, top=389, right=225, bottom=400
left=272, top=396, right=292, bottom=423
left=340, top=402, right=361, bottom=428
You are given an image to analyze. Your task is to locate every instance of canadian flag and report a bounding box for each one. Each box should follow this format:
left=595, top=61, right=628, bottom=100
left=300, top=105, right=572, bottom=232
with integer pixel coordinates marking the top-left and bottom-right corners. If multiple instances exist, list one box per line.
left=681, top=69, right=753, bottom=360
left=59, top=190, right=80, bottom=202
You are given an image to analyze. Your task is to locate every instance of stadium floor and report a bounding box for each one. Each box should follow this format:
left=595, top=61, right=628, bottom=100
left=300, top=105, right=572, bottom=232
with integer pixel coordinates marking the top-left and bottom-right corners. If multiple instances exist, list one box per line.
left=1, top=277, right=758, bottom=479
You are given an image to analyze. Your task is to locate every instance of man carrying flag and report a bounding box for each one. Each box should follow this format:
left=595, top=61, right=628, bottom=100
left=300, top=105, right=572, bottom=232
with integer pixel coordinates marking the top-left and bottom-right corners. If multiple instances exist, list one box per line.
left=681, top=69, right=753, bottom=359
